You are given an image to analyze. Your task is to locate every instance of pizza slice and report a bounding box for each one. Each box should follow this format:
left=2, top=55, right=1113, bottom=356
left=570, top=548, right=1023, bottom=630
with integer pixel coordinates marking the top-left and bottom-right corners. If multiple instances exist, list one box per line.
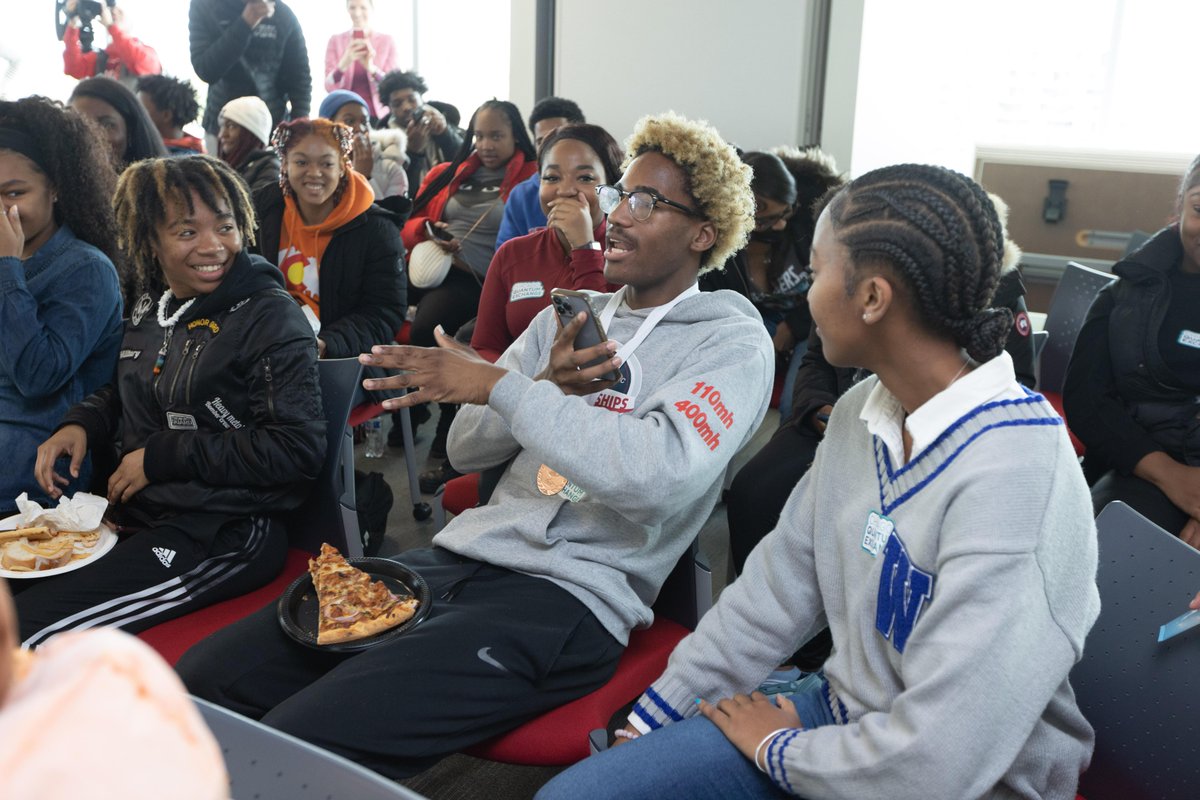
left=308, top=543, right=420, bottom=645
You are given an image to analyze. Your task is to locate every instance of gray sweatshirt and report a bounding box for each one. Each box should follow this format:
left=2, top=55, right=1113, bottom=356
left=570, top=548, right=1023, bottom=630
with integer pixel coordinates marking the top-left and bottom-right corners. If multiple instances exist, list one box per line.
left=437, top=288, right=775, bottom=644
left=633, top=377, right=1101, bottom=799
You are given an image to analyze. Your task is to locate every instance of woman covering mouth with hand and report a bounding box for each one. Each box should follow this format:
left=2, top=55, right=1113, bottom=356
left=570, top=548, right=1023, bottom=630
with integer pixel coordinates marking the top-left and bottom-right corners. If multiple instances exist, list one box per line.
left=251, top=118, right=405, bottom=400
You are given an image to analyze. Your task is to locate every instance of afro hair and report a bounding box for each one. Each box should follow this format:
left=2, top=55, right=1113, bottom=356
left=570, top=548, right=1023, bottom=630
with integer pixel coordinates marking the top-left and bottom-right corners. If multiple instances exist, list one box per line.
left=624, top=112, right=753, bottom=273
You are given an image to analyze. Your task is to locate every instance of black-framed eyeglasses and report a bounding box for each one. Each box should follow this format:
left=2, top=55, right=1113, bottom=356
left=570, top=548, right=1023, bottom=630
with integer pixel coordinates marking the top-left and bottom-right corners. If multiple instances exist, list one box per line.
left=596, top=184, right=702, bottom=222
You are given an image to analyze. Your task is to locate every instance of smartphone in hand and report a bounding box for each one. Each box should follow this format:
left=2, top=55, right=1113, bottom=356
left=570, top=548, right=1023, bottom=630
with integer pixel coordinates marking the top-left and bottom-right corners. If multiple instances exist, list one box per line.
left=550, top=289, right=619, bottom=382
left=425, top=220, right=454, bottom=242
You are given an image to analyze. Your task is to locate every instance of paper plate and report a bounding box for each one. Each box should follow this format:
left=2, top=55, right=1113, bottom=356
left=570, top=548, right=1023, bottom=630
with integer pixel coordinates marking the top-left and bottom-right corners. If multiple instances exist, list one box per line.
left=0, top=524, right=118, bottom=580
left=277, top=557, right=431, bottom=653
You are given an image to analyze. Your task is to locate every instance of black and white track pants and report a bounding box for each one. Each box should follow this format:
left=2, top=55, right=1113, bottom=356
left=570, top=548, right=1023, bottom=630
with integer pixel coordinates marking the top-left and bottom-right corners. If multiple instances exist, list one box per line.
left=16, top=514, right=287, bottom=647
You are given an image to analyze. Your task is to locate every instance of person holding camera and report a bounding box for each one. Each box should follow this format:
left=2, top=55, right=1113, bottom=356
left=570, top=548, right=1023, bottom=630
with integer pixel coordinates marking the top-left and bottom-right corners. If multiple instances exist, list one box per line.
left=376, top=70, right=462, bottom=196
left=61, top=0, right=161, bottom=86
left=189, top=0, right=311, bottom=151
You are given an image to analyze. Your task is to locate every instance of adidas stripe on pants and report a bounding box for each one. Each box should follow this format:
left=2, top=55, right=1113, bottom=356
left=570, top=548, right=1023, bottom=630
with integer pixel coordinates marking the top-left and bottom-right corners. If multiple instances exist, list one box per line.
left=16, top=515, right=287, bottom=647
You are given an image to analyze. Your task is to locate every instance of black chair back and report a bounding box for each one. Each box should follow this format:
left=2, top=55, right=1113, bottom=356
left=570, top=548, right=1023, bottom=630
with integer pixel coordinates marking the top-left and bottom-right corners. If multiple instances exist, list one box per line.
left=283, top=358, right=363, bottom=556
left=1073, top=501, right=1200, bottom=799
left=1037, top=262, right=1115, bottom=393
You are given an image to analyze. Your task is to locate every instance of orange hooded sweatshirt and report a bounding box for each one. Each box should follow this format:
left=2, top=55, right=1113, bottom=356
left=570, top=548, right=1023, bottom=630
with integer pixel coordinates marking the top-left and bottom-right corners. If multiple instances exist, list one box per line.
left=278, top=170, right=375, bottom=319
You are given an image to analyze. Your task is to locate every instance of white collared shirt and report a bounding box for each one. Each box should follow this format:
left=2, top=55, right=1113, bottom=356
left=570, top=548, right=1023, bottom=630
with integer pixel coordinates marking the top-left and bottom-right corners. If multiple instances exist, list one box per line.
left=859, top=351, right=1025, bottom=466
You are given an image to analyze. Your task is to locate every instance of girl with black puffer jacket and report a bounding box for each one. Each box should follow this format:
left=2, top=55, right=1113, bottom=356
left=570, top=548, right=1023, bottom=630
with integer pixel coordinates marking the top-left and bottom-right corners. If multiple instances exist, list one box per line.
left=19, top=155, right=326, bottom=647
left=1064, top=154, right=1200, bottom=547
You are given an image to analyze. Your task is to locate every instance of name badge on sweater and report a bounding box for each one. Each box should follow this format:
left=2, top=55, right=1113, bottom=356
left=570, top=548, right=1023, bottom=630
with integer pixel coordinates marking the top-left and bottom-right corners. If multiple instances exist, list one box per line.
left=166, top=412, right=198, bottom=431
left=862, top=511, right=893, bottom=557
left=510, top=281, right=544, bottom=302
left=1178, top=329, right=1200, bottom=349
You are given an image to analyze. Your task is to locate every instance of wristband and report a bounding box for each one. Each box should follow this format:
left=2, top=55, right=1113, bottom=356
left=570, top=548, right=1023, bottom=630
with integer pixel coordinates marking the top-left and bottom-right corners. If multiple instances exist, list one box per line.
left=753, top=728, right=790, bottom=773
left=572, top=241, right=602, bottom=251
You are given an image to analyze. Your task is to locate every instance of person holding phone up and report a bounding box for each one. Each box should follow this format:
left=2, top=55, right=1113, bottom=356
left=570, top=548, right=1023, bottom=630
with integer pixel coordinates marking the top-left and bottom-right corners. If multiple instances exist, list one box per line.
left=324, top=0, right=398, bottom=120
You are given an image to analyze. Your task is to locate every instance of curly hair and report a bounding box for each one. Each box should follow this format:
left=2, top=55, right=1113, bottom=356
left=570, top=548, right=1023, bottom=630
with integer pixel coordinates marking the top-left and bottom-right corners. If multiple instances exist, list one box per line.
left=377, top=70, right=429, bottom=105
left=827, top=164, right=1010, bottom=362
left=113, top=155, right=256, bottom=296
left=0, top=96, right=119, bottom=263
left=624, top=112, right=753, bottom=272
left=135, top=74, right=201, bottom=128
left=537, top=123, right=623, bottom=184
left=271, top=118, right=353, bottom=204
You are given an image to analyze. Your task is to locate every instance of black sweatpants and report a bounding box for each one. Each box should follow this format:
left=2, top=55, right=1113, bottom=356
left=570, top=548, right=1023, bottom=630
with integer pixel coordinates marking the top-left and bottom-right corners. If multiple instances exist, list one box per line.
left=408, top=267, right=482, bottom=348
left=16, top=514, right=287, bottom=647
left=178, top=547, right=624, bottom=779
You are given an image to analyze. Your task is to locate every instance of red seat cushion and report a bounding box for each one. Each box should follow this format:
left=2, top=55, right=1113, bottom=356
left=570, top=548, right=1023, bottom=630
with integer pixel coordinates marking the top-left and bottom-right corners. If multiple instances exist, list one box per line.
left=136, top=548, right=309, bottom=666
left=442, top=472, right=481, bottom=516
left=467, top=618, right=690, bottom=765
left=345, top=324, right=412, bottom=427
left=1042, top=391, right=1085, bottom=456
left=348, top=401, right=385, bottom=428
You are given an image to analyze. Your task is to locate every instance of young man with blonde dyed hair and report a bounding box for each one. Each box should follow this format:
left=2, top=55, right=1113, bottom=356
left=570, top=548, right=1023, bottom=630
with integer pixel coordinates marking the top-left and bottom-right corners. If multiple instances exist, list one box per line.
left=180, top=112, right=775, bottom=779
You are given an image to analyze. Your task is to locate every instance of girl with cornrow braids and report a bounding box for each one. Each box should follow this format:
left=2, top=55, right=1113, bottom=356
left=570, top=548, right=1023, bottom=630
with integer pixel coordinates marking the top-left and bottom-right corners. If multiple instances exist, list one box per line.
left=251, top=117, right=405, bottom=402
left=20, top=155, right=325, bottom=647
left=540, top=164, right=1099, bottom=800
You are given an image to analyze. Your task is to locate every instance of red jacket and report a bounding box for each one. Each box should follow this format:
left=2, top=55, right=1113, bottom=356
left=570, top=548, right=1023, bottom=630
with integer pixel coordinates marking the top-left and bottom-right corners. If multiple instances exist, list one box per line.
left=401, top=152, right=536, bottom=252
left=63, top=24, right=161, bottom=80
left=471, top=224, right=617, bottom=363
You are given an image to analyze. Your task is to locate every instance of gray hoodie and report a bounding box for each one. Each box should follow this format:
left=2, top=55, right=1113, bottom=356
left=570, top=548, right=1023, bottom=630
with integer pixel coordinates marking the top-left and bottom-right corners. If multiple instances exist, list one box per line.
left=438, top=288, right=775, bottom=643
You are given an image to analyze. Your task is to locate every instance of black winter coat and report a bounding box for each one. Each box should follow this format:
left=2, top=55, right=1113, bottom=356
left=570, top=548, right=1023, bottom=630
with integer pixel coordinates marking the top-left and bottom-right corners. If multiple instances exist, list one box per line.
left=239, top=149, right=280, bottom=198
left=1064, top=226, right=1200, bottom=481
left=189, top=0, right=311, bottom=134
left=63, top=252, right=326, bottom=517
left=253, top=184, right=407, bottom=401
left=252, top=184, right=407, bottom=359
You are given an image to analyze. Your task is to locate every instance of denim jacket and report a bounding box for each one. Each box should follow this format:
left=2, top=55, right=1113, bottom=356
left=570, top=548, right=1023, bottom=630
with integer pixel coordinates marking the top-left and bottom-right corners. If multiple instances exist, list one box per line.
left=0, top=225, right=123, bottom=512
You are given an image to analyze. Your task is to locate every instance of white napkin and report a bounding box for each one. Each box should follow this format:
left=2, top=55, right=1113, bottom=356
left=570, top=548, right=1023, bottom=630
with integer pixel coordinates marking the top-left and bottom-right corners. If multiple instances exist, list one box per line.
left=4, top=492, right=109, bottom=532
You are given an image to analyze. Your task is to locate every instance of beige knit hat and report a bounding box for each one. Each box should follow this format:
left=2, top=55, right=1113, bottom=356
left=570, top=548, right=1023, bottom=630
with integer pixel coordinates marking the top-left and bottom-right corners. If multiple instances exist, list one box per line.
left=218, top=96, right=274, bottom=148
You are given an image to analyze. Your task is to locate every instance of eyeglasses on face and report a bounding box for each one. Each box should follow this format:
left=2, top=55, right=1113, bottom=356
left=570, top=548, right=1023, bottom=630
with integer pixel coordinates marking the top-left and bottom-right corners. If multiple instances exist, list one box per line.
left=596, top=184, right=701, bottom=222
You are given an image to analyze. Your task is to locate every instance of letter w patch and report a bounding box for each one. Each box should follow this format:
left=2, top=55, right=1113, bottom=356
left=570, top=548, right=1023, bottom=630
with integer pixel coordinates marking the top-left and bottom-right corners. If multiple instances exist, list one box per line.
left=874, top=532, right=934, bottom=654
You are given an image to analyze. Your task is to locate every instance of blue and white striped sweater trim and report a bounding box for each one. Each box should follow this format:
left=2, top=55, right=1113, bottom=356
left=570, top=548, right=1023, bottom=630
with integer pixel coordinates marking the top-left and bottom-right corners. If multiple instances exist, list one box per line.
left=767, top=729, right=803, bottom=793
left=632, top=686, right=685, bottom=730
left=875, top=391, right=1062, bottom=516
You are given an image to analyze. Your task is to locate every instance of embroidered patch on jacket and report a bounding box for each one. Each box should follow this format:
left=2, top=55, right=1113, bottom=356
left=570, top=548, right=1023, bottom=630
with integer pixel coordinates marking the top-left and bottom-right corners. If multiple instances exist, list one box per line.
left=509, top=281, right=544, bottom=302
left=874, top=531, right=935, bottom=653
left=205, top=396, right=245, bottom=430
left=119, top=349, right=142, bottom=360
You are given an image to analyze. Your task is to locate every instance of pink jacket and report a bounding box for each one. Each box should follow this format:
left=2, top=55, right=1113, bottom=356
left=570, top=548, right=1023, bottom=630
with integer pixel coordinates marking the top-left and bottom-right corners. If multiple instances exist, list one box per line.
left=324, top=30, right=398, bottom=118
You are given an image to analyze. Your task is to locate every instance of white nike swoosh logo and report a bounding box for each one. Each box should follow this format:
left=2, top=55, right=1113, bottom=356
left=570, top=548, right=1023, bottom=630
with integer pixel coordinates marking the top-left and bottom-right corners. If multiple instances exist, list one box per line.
left=477, top=646, right=508, bottom=673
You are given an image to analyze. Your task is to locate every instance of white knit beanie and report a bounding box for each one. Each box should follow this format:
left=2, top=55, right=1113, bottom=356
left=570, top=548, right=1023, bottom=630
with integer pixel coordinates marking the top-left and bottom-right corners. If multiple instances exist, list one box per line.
left=218, top=96, right=274, bottom=148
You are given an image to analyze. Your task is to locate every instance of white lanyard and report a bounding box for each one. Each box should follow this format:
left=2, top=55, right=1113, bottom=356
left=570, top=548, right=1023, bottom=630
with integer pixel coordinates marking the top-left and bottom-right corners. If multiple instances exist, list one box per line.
left=597, top=283, right=700, bottom=364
